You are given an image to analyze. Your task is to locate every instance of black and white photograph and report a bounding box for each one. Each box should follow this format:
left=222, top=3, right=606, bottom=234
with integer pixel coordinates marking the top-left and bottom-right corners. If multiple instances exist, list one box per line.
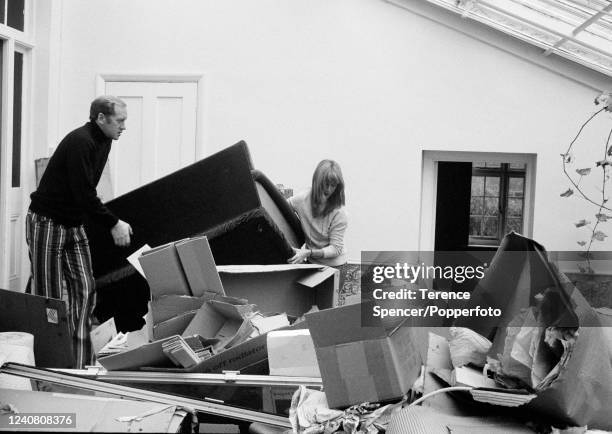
left=0, top=0, right=611, bottom=432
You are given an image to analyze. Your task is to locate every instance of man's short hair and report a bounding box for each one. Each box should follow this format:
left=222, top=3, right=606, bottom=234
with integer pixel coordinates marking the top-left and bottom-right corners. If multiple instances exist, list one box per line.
left=89, top=95, right=126, bottom=121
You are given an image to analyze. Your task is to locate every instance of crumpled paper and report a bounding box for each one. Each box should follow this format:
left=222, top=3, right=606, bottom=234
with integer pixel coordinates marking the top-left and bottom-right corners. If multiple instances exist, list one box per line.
left=288, top=385, right=405, bottom=433
left=448, top=326, right=492, bottom=368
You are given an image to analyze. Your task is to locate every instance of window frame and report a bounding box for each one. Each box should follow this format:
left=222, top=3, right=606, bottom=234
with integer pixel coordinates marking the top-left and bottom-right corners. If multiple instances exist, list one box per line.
left=468, top=163, right=527, bottom=247
left=419, top=151, right=537, bottom=252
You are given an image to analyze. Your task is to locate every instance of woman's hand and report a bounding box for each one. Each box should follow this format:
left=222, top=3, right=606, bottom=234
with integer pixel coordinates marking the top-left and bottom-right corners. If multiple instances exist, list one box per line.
left=288, top=247, right=310, bottom=264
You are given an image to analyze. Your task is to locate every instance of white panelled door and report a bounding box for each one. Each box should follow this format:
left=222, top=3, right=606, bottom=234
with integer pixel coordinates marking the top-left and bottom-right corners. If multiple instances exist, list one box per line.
left=104, top=81, right=198, bottom=197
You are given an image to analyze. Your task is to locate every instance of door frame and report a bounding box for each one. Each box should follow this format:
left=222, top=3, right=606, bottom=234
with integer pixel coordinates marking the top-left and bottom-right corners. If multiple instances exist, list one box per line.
left=95, top=73, right=207, bottom=159
left=0, top=38, right=33, bottom=290
left=419, top=150, right=537, bottom=252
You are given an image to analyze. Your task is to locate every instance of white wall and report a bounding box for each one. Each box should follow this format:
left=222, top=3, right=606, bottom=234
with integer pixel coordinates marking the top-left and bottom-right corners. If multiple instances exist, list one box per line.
left=45, top=0, right=612, bottom=259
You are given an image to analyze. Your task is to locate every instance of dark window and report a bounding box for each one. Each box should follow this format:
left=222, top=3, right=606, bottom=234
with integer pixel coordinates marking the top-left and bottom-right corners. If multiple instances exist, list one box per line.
left=12, top=51, right=22, bottom=187
left=469, top=163, right=525, bottom=246
left=0, top=0, right=5, bottom=26
left=7, top=0, right=24, bottom=31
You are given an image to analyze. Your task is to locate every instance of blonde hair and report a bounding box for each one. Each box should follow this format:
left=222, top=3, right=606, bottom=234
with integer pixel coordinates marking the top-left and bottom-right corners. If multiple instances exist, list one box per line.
left=310, top=159, right=345, bottom=217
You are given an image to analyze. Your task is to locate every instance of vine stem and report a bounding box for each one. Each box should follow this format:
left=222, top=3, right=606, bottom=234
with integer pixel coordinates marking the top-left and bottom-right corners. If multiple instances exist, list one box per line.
left=584, top=124, right=612, bottom=271
left=562, top=107, right=612, bottom=211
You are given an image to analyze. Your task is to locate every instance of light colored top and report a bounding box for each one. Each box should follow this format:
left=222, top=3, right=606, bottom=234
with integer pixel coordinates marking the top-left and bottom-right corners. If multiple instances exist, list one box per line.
left=288, top=189, right=348, bottom=266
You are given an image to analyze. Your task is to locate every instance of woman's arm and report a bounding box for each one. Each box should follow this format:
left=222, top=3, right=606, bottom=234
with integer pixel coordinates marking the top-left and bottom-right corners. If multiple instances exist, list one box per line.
left=313, top=209, right=348, bottom=259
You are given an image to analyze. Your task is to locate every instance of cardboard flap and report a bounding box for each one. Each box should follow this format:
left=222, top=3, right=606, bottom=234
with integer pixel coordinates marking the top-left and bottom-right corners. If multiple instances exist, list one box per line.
left=175, top=235, right=225, bottom=297
left=182, top=303, right=225, bottom=338
left=138, top=242, right=191, bottom=297
left=153, top=310, right=197, bottom=340
left=98, top=335, right=177, bottom=371
left=151, top=295, right=207, bottom=324
left=306, top=304, right=389, bottom=347
left=297, top=267, right=338, bottom=288
left=209, top=299, right=254, bottom=319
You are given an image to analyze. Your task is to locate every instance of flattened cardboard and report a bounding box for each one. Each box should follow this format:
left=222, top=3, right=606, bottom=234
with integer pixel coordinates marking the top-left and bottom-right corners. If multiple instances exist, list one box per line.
left=218, top=265, right=338, bottom=317
left=90, top=317, right=117, bottom=356
left=139, top=242, right=191, bottom=297
left=98, top=335, right=177, bottom=371
left=267, top=329, right=321, bottom=377
left=306, top=304, right=422, bottom=409
left=175, top=236, right=224, bottom=298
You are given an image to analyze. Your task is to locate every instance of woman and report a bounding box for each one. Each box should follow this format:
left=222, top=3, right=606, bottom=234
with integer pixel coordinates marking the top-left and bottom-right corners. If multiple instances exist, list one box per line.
left=287, top=159, right=348, bottom=267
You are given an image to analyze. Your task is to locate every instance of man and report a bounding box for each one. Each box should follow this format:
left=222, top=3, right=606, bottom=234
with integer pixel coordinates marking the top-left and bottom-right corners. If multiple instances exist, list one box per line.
left=26, top=96, right=132, bottom=368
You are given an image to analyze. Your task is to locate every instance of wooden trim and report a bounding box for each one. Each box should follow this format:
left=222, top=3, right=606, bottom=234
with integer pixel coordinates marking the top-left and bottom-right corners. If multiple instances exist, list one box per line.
left=95, top=73, right=207, bottom=158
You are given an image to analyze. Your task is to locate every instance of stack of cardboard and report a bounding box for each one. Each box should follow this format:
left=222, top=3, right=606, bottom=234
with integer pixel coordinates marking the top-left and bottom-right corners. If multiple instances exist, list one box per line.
left=96, top=236, right=339, bottom=374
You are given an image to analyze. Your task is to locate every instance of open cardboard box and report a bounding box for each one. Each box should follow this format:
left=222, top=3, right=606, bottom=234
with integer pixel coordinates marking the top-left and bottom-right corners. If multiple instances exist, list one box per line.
left=306, top=303, right=422, bottom=409
left=218, top=264, right=338, bottom=317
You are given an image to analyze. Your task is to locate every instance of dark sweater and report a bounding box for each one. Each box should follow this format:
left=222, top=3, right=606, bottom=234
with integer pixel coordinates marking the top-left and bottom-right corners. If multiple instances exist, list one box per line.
left=30, top=121, right=119, bottom=228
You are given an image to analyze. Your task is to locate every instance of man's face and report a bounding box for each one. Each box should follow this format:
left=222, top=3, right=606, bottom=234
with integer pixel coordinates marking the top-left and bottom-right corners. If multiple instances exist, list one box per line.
left=98, top=105, right=127, bottom=140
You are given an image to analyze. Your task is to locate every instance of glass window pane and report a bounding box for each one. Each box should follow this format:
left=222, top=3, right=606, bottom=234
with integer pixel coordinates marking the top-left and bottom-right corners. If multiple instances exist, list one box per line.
left=469, top=217, right=483, bottom=236
left=509, top=163, right=526, bottom=170
left=471, top=176, right=484, bottom=196
left=7, top=0, right=24, bottom=31
left=12, top=51, right=23, bottom=188
left=483, top=217, right=498, bottom=237
left=485, top=162, right=501, bottom=168
left=507, top=198, right=523, bottom=217
left=0, top=0, right=5, bottom=24
left=485, top=176, right=500, bottom=196
left=470, top=197, right=484, bottom=215
left=508, top=177, right=524, bottom=197
left=506, top=218, right=523, bottom=234
left=473, top=162, right=487, bottom=169
left=485, top=197, right=499, bottom=216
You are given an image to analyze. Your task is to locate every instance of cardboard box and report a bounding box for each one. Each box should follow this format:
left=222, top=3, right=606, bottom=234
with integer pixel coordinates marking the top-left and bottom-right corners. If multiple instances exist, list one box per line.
left=267, top=329, right=321, bottom=377
left=175, top=236, right=225, bottom=298
left=139, top=235, right=225, bottom=299
left=139, top=241, right=191, bottom=297
left=306, top=303, right=422, bottom=409
left=218, top=264, right=338, bottom=317
left=183, top=300, right=254, bottom=351
left=143, top=321, right=309, bottom=374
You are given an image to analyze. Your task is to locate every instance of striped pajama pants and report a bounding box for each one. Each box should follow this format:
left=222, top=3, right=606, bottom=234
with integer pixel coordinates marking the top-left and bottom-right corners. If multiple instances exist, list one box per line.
left=25, top=210, right=96, bottom=369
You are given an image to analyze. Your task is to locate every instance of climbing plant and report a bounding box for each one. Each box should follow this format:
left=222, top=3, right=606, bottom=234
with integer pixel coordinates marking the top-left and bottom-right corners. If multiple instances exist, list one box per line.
left=560, top=92, right=612, bottom=273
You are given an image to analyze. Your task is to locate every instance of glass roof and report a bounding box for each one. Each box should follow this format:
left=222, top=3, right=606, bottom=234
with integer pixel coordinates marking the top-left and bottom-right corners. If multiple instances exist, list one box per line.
left=424, top=0, right=612, bottom=77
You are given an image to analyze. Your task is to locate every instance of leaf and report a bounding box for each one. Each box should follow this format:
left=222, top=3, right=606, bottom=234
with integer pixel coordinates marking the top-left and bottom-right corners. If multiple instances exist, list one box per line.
left=596, top=159, right=612, bottom=167
left=560, top=188, right=574, bottom=197
left=560, top=153, right=573, bottom=164
left=592, top=230, right=608, bottom=241
left=595, top=92, right=612, bottom=111
left=608, top=146, right=612, bottom=157
left=576, top=168, right=592, bottom=176
left=575, top=219, right=590, bottom=227
left=596, top=213, right=612, bottom=222
left=577, top=241, right=587, bottom=246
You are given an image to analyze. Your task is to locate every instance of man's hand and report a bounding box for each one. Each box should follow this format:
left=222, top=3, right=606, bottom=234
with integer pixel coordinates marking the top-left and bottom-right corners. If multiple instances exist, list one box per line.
left=111, top=219, right=133, bottom=247
left=288, top=247, right=310, bottom=264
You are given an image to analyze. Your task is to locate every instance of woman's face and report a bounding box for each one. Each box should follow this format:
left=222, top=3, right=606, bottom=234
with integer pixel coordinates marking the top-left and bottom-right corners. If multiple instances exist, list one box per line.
left=321, top=179, right=338, bottom=201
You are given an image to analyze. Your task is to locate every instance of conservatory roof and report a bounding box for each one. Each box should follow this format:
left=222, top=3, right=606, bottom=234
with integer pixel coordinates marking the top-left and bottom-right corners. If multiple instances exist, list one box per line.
left=420, top=0, right=612, bottom=77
